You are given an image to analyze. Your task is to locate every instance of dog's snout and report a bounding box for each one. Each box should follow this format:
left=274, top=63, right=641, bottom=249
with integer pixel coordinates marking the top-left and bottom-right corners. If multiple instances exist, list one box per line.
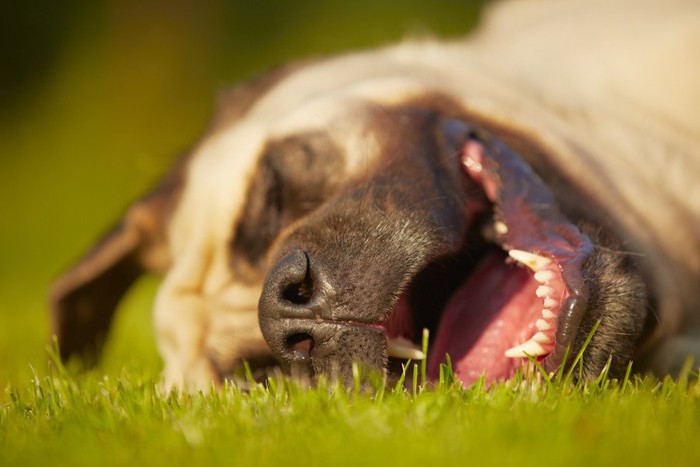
left=259, top=247, right=369, bottom=371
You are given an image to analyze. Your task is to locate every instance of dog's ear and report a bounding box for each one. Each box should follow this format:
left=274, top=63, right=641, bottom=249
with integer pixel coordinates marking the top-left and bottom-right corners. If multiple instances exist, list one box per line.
left=49, top=60, right=313, bottom=366
left=49, top=158, right=186, bottom=365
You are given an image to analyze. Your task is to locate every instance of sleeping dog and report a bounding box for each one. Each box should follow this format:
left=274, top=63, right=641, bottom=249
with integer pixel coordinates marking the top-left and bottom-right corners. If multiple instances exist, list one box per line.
left=50, top=0, right=700, bottom=389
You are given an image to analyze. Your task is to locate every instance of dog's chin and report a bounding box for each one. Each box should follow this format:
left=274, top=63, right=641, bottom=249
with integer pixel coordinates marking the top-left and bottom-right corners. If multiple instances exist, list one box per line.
left=380, top=134, right=595, bottom=387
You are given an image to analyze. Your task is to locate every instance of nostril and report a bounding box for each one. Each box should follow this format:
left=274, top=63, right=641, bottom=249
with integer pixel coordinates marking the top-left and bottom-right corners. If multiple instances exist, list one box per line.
left=282, top=269, right=314, bottom=305
left=270, top=248, right=315, bottom=306
left=260, top=247, right=334, bottom=322
left=285, top=332, right=315, bottom=360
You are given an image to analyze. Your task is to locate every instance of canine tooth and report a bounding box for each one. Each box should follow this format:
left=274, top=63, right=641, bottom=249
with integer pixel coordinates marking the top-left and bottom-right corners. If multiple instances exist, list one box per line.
left=543, top=297, right=558, bottom=308
left=508, top=249, right=551, bottom=272
left=536, top=286, right=555, bottom=298
left=532, top=331, right=552, bottom=344
left=504, top=339, right=547, bottom=358
left=387, top=336, right=425, bottom=360
left=534, top=270, right=555, bottom=283
left=535, top=319, right=551, bottom=331
left=542, top=309, right=555, bottom=319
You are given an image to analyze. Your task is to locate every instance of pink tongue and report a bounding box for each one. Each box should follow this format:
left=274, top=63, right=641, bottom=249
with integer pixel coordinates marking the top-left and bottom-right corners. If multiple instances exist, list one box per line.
left=428, top=252, right=541, bottom=386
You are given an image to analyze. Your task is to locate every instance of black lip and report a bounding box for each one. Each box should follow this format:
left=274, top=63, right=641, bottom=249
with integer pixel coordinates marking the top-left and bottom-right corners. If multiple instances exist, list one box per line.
left=260, top=318, right=386, bottom=365
left=544, top=290, right=589, bottom=371
left=260, top=317, right=388, bottom=384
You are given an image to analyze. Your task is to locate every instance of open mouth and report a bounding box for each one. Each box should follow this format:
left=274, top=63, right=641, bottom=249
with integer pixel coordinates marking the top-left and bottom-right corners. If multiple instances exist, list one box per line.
left=384, top=132, right=594, bottom=386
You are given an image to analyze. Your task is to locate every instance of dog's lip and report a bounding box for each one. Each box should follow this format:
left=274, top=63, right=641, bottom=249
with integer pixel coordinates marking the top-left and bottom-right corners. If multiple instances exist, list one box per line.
left=284, top=316, right=427, bottom=362
left=272, top=318, right=386, bottom=363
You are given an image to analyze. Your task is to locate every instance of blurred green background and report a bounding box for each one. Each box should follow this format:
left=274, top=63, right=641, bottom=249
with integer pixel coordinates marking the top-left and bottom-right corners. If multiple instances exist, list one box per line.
left=0, top=0, right=484, bottom=387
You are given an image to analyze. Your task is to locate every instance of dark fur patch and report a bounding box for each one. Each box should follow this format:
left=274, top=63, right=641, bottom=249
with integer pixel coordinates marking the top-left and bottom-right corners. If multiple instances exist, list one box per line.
left=569, top=227, right=648, bottom=378
left=230, top=132, right=345, bottom=282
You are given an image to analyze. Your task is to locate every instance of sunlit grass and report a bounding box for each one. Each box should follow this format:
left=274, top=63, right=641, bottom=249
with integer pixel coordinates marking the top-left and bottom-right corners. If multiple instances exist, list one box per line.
left=2, top=263, right=700, bottom=466
left=2, top=350, right=700, bottom=467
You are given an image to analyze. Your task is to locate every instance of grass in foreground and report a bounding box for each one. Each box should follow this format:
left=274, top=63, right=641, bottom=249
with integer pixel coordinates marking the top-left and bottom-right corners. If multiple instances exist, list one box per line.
left=2, top=354, right=700, bottom=467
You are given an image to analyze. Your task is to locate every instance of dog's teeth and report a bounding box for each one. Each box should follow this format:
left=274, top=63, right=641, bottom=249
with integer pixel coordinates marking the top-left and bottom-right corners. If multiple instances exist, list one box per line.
left=536, top=286, right=555, bottom=298
left=532, top=331, right=552, bottom=344
left=494, top=221, right=509, bottom=235
left=542, top=309, right=555, bottom=319
left=535, top=319, right=551, bottom=331
left=534, top=270, right=555, bottom=283
left=482, top=220, right=509, bottom=243
left=508, top=249, right=551, bottom=272
left=387, top=336, right=425, bottom=360
left=504, top=339, right=547, bottom=358
left=543, top=297, right=558, bottom=308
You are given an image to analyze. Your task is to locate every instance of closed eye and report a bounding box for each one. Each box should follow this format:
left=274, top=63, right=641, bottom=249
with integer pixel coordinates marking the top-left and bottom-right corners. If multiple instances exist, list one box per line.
left=229, top=132, right=345, bottom=279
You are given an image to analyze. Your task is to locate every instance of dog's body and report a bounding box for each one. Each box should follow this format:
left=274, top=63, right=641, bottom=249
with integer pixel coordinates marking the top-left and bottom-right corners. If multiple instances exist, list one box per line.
left=51, top=0, right=700, bottom=389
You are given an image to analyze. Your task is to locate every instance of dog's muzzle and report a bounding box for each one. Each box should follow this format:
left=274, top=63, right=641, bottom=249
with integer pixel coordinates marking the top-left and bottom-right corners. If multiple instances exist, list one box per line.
left=258, top=247, right=388, bottom=379
left=256, top=119, right=602, bottom=386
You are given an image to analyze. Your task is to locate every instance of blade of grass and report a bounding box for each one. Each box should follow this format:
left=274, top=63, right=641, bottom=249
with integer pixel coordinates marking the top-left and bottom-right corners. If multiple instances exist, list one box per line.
left=564, top=319, right=601, bottom=382
left=393, top=361, right=410, bottom=393
left=420, top=328, right=429, bottom=390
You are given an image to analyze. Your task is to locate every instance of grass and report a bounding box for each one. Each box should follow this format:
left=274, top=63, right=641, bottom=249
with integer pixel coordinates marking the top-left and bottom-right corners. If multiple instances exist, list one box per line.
left=2, top=337, right=700, bottom=467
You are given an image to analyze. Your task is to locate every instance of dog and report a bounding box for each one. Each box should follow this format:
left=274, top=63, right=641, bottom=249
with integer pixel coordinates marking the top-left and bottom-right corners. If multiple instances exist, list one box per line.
left=50, top=0, right=700, bottom=390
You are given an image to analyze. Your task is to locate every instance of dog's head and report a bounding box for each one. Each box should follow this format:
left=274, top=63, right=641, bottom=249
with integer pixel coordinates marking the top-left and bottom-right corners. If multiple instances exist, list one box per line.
left=50, top=47, right=660, bottom=389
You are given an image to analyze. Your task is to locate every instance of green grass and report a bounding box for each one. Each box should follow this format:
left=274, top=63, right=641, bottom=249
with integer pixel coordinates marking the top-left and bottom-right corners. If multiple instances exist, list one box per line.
left=3, top=356, right=700, bottom=467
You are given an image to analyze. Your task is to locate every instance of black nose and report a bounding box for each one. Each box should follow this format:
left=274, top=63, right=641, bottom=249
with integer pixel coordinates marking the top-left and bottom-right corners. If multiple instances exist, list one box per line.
left=259, top=248, right=335, bottom=321
left=258, top=248, right=337, bottom=364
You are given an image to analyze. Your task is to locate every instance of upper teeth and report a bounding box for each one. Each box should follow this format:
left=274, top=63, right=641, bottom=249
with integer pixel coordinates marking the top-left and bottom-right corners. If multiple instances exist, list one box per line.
left=508, top=249, right=552, bottom=272
left=542, top=309, right=555, bottom=319
left=534, top=270, right=555, bottom=283
left=536, top=285, right=555, bottom=298
left=532, top=331, right=552, bottom=344
left=505, top=249, right=560, bottom=360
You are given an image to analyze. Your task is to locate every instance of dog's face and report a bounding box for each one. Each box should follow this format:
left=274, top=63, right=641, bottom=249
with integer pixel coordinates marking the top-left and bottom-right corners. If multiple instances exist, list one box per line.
left=48, top=86, right=650, bottom=389
left=50, top=1, right=700, bottom=390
